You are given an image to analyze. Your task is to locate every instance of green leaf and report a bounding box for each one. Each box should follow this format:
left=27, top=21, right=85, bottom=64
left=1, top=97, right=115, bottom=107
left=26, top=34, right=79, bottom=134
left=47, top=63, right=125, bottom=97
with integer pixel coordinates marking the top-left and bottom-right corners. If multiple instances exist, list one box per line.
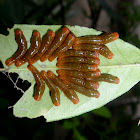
left=0, top=24, right=140, bottom=122
left=92, top=106, right=112, bottom=118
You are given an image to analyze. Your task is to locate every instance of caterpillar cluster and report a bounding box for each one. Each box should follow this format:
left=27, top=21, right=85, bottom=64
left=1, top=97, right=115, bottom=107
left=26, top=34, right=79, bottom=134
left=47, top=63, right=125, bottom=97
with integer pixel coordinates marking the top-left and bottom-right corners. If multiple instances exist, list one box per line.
left=5, top=26, right=120, bottom=106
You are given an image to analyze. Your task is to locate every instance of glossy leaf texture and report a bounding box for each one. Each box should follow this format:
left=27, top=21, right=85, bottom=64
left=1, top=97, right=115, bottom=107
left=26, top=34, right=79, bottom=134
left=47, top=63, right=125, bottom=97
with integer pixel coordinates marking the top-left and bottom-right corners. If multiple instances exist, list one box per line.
left=0, top=24, right=140, bottom=122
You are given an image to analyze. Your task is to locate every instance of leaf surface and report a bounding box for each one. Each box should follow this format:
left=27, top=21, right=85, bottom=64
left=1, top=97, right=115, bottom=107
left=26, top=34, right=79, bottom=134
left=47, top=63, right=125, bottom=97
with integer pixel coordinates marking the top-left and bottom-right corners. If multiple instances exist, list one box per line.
left=0, top=24, right=140, bottom=122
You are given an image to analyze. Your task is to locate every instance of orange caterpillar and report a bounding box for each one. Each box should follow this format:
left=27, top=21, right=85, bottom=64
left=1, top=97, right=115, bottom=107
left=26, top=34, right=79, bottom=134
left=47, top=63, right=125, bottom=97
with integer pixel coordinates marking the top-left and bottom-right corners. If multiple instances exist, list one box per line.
left=5, top=27, right=73, bottom=67
left=58, top=49, right=99, bottom=58
left=29, top=31, right=55, bottom=64
left=27, top=64, right=45, bottom=101
left=72, top=44, right=114, bottom=59
left=73, top=32, right=119, bottom=45
left=57, top=57, right=100, bottom=65
left=62, top=79, right=100, bottom=98
left=5, top=27, right=120, bottom=106
left=41, top=71, right=60, bottom=106
left=15, top=31, right=41, bottom=67
left=85, top=74, right=120, bottom=84
left=48, top=32, right=76, bottom=62
left=42, top=70, right=79, bottom=104
left=40, top=27, right=70, bottom=62
left=57, top=63, right=97, bottom=71
left=5, top=30, right=27, bottom=66
left=57, top=69, right=101, bottom=78
left=5, top=27, right=119, bottom=67
left=59, top=75, right=99, bottom=89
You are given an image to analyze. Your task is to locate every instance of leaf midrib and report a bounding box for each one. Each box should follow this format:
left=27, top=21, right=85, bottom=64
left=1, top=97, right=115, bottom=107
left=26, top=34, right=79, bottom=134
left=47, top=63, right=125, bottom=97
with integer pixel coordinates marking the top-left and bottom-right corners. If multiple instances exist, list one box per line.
left=1, top=63, right=140, bottom=72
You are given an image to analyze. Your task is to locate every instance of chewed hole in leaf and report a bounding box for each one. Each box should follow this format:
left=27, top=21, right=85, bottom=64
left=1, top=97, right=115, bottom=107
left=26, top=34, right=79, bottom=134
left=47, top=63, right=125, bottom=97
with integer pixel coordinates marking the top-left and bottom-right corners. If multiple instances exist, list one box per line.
left=1, top=71, right=31, bottom=96
left=17, top=78, right=31, bottom=92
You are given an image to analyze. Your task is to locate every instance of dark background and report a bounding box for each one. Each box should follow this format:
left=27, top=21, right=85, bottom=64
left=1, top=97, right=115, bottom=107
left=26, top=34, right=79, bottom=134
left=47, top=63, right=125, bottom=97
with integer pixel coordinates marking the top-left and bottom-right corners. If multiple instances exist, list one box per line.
left=0, top=0, right=140, bottom=139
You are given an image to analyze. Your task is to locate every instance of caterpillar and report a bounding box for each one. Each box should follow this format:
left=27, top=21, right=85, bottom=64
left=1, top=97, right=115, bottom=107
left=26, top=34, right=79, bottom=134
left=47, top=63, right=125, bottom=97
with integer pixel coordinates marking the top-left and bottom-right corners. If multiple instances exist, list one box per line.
left=46, top=71, right=79, bottom=104
left=73, top=32, right=119, bottom=45
left=40, top=27, right=70, bottom=62
left=57, top=56, right=100, bottom=65
left=72, top=44, right=101, bottom=51
left=5, top=30, right=27, bottom=66
left=6, top=27, right=72, bottom=67
left=58, top=49, right=99, bottom=58
left=6, top=27, right=117, bottom=67
left=28, top=31, right=55, bottom=64
left=5, top=26, right=120, bottom=106
left=72, top=44, right=114, bottom=59
left=59, top=75, right=99, bottom=89
left=27, top=64, right=45, bottom=101
left=48, top=32, right=76, bottom=62
left=41, top=70, right=60, bottom=106
left=57, top=62, right=97, bottom=71
left=85, top=74, right=120, bottom=84
left=62, top=79, right=100, bottom=98
left=15, top=31, right=41, bottom=67
left=56, top=69, right=101, bottom=78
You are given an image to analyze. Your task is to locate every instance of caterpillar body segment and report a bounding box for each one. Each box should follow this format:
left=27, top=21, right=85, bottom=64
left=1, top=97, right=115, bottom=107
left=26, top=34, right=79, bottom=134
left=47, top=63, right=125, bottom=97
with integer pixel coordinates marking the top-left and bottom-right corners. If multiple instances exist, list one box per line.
left=15, top=31, right=41, bottom=67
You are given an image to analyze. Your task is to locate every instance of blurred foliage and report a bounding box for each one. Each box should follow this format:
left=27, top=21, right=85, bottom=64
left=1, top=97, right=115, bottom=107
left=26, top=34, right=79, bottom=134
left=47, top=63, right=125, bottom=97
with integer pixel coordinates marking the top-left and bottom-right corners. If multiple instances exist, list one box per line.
left=0, top=0, right=140, bottom=139
left=0, top=0, right=75, bottom=35
left=113, top=1, right=140, bottom=47
left=92, top=106, right=112, bottom=118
